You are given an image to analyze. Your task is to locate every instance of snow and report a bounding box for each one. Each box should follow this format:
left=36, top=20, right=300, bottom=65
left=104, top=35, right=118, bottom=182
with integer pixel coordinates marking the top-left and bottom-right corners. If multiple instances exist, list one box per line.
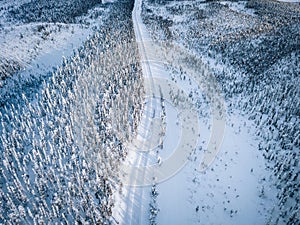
left=139, top=0, right=300, bottom=223
left=219, top=1, right=256, bottom=16
left=0, top=0, right=107, bottom=79
left=0, top=1, right=144, bottom=224
left=0, top=2, right=109, bottom=105
left=112, top=0, right=277, bottom=224
left=1, top=0, right=298, bottom=224
left=277, top=0, right=300, bottom=2
left=0, top=23, right=88, bottom=66
left=157, top=113, right=276, bottom=225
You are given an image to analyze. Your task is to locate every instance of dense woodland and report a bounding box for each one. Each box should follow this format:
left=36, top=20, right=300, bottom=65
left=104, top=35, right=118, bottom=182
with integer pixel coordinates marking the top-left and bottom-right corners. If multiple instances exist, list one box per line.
left=0, top=0, right=145, bottom=224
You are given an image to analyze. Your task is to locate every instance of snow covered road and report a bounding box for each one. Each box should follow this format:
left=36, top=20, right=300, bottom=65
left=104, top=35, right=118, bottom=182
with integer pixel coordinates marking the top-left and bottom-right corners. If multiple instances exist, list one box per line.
left=112, top=0, right=277, bottom=224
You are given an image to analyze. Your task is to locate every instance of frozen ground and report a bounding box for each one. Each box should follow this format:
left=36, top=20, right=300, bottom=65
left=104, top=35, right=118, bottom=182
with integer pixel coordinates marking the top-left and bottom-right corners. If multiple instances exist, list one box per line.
left=0, top=0, right=108, bottom=107
left=277, top=0, right=300, bottom=2
left=0, top=0, right=299, bottom=225
left=111, top=0, right=279, bottom=224
left=137, top=0, right=299, bottom=224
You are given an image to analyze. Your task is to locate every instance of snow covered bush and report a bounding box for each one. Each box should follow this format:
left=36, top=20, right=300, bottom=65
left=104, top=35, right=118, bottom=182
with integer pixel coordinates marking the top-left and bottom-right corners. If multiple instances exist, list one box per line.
left=149, top=184, right=159, bottom=225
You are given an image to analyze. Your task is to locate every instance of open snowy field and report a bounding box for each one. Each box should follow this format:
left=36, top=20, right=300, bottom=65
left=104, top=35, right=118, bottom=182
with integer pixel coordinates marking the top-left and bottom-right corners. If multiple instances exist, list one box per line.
left=0, top=0, right=299, bottom=225
left=137, top=0, right=299, bottom=224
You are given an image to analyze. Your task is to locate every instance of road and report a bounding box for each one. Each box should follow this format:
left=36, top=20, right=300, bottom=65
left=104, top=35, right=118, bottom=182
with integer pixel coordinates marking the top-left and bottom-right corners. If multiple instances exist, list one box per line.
left=111, top=0, right=274, bottom=224
left=112, top=0, right=202, bottom=223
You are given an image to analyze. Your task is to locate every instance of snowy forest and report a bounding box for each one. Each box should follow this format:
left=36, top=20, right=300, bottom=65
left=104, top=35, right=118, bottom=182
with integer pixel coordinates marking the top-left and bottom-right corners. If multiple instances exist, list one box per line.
left=1, top=0, right=144, bottom=224
left=0, top=0, right=299, bottom=224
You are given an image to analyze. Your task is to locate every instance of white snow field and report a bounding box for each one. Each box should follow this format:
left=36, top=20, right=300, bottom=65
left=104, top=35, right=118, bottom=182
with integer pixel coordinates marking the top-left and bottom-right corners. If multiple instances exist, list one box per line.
left=112, top=0, right=278, bottom=224
left=277, top=0, right=300, bottom=2
left=0, top=0, right=298, bottom=224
